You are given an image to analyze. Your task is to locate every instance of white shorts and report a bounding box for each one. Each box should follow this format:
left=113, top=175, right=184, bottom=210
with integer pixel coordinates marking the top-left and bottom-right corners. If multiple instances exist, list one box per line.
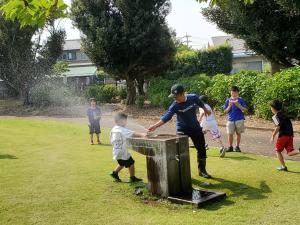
left=201, top=120, right=221, bottom=140
left=226, top=120, right=245, bottom=134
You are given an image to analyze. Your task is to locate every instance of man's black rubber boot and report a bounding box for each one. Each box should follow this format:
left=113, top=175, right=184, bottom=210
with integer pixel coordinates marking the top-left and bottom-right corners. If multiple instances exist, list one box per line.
left=198, top=159, right=212, bottom=179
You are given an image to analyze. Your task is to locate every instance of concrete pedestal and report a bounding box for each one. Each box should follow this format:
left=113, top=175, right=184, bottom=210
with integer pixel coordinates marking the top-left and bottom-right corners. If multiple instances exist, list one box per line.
left=127, top=134, right=192, bottom=197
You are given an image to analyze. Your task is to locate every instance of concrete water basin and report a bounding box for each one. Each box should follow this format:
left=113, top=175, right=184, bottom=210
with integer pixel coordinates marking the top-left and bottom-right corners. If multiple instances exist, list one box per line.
left=127, top=134, right=192, bottom=197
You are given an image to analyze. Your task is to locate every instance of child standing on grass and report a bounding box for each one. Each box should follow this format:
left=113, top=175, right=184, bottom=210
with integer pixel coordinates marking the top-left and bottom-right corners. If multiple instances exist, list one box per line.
left=224, top=86, right=247, bottom=152
left=270, top=100, right=300, bottom=171
left=199, top=95, right=226, bottom=158
left=87, top=98, right=102, bottom=145
left=110, top=112, right=145, bottom=182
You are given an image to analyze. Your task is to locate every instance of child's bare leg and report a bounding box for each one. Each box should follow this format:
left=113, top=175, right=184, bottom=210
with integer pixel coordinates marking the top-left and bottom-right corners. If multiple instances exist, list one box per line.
left=288, top=149, right=300, bottom=156
left=236, top=133, right=241, bottom=147
left=276, top=151, right=286, bottom=167
left=129, top=164, right=135, bottom=177
left=214, top=137, right=224, bottom=148
left=90, top=134, right=94, bottom=144
left=114, top=165, right=124, bottom=173
left=228, top=134, right=234, bottom=147
left=96, top=134, right=101, bottom=144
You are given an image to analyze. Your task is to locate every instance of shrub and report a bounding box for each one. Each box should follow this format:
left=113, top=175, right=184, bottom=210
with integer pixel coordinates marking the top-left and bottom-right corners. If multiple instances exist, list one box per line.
left=206, top=70, right=264, bottom=112
left=178, top=74, right=212, bottom=96
left=118, top=87, right=127, bottom=100
left=136, top=95, right=145, bottom=108
left=28, top=81, right=76, bottom=107
left=166, top=44, right=233, bottom=79
left=147, top=79, right=173, bottom=109
left=147, top=74, right=212, bottom=109
left=84, top=85, right=118, bottom=103
left=253, top=67, right=300, bottom=119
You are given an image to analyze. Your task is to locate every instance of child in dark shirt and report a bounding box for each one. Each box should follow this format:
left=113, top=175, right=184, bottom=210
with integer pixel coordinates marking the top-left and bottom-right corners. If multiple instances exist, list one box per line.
left=87, top=98, right=102, bottom=145
left=270, top=100, right=300, bottom=171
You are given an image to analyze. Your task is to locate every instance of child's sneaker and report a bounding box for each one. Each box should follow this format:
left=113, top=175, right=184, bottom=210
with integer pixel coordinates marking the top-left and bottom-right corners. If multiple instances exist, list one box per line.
left=219, top=146, right=226, bottom=158
left=234, top=146, right=241, bottom=152
left=277, top=166, right=288, bottom=171
left=129, top=176, right=142, bottom=183
left=226, top=146, right=233, bottom=152
left=110, top=171, right=121, bottom=182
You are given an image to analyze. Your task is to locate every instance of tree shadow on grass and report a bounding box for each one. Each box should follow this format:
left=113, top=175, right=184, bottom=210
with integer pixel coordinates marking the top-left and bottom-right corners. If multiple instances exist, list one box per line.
left=192, top=177, right=272, bottom=210
left=0, top=154, right=18, bottom=159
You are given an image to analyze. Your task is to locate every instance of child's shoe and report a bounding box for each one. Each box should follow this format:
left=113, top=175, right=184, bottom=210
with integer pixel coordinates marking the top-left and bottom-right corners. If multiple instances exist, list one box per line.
left=219, top=146, right=226, bottom=158
left=205, top=144, right=209, bottom=150
left=90, top=141, right=94, bottom=145
left=276, top=166, right=288, bottom=171
left=226, top=146, right=233, bottom=152
left=234, top=146, right=241, bottom=152
left=110, top=171, right=122, bottom=182
left=129, top=176, right=142, bottom=183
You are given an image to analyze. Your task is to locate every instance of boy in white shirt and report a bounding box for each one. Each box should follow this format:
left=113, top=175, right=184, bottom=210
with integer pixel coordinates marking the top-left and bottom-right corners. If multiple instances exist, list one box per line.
left=110, top=112, right=146, bottom=182
left=199, top=95, right=226, bottom=158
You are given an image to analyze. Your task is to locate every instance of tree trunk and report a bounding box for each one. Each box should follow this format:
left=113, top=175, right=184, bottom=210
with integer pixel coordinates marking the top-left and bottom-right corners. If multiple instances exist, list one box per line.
left=136, top=78, right=145, bottom=96
left=270, top=61, right=285, bottom=74
left=126, top=76, right=136, bottom=105
left=20, top=83, right=30, bottom=105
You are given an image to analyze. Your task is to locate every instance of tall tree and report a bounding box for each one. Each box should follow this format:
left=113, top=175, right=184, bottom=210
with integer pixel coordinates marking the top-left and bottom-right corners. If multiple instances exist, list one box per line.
left=0, top=13, right=65, bottom=103
left=201, top=0, right=300, bottom=74
left=71, top=0, right=175, bottom=105
left=1, top=0, right=67, bottom=27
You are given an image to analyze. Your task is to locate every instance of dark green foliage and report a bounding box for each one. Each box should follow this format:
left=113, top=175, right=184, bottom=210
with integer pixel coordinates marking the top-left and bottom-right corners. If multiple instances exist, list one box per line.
left=167, top=45, right=232, bottom=79
left=84, top=85, right=118, bottom=103
left=206, top=71, right=266, bottom=112
left=147, top=74, right=212, bottom=109
left=118, top=87, right=127, bottom=100
left=253, top=67, right=300, bottom=119
left=0, top=14, right=65, bottom=103
left=202, top=0, right=300, bottom=73
left=136, top=96, right=145, bottom=109
left=71, top=0, right=175, bottom=105
left=147, top=79, right=173, bottom=109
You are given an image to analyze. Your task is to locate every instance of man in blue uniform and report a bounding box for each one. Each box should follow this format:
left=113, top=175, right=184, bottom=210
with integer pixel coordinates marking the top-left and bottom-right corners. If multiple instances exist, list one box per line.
left=148, top=84, right=212, bottom=178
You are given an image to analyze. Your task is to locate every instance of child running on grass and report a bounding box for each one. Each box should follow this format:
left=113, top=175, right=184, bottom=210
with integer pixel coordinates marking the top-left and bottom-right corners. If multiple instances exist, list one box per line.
left=270, top=100, right=300, bottom=171
left=199, top=95, right=226, bottom=158
left=87, top=98, right=102, bottom=145
left=110, top=112, right=146, bottom=182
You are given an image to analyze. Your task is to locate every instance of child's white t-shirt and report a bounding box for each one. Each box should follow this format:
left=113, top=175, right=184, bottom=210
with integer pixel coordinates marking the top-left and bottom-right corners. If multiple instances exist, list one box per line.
left=110, top=125, right=134, bottom=160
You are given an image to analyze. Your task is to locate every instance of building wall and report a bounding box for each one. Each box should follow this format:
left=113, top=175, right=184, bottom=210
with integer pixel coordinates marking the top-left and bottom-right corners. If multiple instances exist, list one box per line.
left=232, top=55, right=266, bottom=73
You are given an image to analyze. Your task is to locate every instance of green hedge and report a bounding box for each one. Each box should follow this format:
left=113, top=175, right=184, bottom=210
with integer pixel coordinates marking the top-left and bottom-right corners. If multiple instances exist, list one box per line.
left=147, top=67, right=300, bottom=119
left=84, top=85, right=118, bottom=103
left=206, top=70, right=266, bottom=112
left=253, top=67, right=300, bottom=119
left=167, top=44, right=233, bottom=79
left=147, top=74, right=211, bottom=109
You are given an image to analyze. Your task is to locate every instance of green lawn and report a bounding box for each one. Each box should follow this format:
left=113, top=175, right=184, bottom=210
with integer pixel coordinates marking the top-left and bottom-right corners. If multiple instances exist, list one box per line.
left=1, top=119, right=300, bottom=225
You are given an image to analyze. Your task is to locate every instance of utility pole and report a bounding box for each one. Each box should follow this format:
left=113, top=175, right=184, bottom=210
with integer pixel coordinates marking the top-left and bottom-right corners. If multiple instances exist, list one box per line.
left=182, top=32, right=192, bottom=47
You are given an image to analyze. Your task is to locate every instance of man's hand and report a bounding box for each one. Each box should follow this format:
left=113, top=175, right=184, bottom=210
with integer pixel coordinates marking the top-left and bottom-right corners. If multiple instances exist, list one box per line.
left=148, top=125, right=157, bottom=132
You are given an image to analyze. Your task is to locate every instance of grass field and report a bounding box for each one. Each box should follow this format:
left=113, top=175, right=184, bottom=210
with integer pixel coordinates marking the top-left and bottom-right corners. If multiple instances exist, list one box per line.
left=0, top=119, right=300, bottom=225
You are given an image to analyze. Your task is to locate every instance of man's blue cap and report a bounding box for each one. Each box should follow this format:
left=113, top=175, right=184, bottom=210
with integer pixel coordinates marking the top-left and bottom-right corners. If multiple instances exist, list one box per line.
left=168, top=84, right=185, bottom=98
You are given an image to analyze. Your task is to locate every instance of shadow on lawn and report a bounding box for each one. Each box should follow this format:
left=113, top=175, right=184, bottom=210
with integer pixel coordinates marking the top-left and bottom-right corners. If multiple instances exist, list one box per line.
left=211, top=155, right=256, bottom=161
left=192, top=177, right=272, bottom=210
left=0, top=154, right=18, bottom=159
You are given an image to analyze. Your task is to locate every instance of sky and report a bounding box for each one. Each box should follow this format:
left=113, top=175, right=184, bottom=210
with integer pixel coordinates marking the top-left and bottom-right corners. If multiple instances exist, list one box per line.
left=61, top=0, right=227, bottom=49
